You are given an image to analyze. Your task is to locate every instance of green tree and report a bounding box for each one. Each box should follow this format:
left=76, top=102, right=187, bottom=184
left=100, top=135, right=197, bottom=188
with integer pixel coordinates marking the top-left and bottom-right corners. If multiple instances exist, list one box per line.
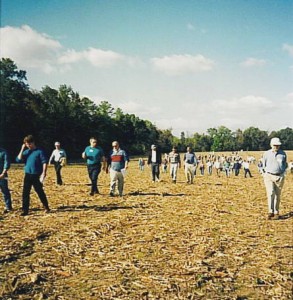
left=243, top=127, right=269, bottom=150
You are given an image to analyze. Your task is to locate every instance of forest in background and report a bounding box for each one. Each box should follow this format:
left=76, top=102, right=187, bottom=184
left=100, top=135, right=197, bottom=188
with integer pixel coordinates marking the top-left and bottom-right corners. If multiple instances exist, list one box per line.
left=1, top=58, right=293, bottom=159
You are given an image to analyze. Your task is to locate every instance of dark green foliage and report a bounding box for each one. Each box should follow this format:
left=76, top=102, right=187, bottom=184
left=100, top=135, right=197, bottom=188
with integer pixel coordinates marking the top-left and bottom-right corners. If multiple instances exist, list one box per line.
left=1, top=58, right=292, bottom=160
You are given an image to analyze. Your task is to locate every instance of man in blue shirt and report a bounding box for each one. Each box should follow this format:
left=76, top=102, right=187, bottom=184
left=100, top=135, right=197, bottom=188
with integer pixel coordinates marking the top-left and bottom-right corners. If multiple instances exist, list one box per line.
left=82, top=137, right=106, bottom=195
left=262, top=137, right=287, bottom=220
left=0, top=147, right=12, bottom=213
left=16, top=135, right=50, bottom=216
left=183, top=147, right=197, bottom=184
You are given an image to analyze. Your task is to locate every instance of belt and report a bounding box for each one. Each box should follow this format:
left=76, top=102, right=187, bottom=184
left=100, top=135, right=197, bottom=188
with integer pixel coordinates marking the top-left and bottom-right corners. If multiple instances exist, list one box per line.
left=267, top=172, right=281, bottom=176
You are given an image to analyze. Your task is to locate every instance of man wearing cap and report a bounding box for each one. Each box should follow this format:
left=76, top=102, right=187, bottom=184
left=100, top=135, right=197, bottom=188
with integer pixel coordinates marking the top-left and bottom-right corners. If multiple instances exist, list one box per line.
left=147, top=145, right=162, bottom=182
left=168, top=146, right=181, bottom=183
left=262, top=137, right=287, bottom=220
left=49, top=142, right=67, bottom=185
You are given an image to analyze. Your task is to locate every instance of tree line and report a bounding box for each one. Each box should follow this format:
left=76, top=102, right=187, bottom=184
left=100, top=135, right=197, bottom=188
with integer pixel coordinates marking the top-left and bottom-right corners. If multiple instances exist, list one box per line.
left=1, top=58, right=292, bottom=160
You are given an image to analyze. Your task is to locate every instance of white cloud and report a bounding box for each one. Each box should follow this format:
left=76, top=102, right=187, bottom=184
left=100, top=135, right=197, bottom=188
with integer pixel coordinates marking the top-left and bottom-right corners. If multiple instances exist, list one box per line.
left=117, top=100, right=161, bottom=117
left=1, top=25, right=134, bottom=73
left=151, top=54, right=215, bottom=76
left=240, top=57, right=267, bottom=67
left=283, top=44, right=293, bottom=57
left=58, top=48, right=125, bottom=67
left=0, top=25, right=62, bottom=73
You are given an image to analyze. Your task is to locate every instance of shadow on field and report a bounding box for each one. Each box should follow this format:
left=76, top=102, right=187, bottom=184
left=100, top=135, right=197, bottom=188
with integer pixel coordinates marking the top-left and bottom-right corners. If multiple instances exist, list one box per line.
left=279, top=211, right=293, bottom=220
left=56, top=203, right=142, bottom=212
left=128, top=191, right=186, bottom=197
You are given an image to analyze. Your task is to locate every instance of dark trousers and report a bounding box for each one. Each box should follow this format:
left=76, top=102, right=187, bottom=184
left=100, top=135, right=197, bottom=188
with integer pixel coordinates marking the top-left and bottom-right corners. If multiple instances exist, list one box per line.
left=87, top=163, right=101, bottom=193
left=22, top=173, right=49, bottom=213
left=151, top=163, right=160, bottom=181
left=244, top=169, right=252, bottom=178
left=54, top=162, right=63, bottom=184
left=235, top=168, right=240, bottom=176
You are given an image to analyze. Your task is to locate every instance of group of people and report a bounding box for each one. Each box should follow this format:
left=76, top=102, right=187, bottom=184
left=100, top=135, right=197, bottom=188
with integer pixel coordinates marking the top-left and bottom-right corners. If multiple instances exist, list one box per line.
left=0, top=136, right=289, bottom=220
left=143, top=137, right=288, bottom=220
left=0, top=135, right=128, bottom=216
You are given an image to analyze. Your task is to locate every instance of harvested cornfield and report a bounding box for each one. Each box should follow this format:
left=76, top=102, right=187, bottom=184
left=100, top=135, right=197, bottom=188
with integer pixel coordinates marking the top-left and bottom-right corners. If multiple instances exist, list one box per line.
left=1, top=151, right=293, bottom=300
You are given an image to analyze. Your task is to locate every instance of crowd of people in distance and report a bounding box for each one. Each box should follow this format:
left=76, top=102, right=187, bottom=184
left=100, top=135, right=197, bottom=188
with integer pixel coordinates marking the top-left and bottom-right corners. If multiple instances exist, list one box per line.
left=0, top=135, right=291, bottom=220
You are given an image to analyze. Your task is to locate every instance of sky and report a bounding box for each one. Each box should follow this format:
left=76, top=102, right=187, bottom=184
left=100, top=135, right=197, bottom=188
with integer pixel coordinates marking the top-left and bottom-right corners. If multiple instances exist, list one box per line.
left=1, top=0, right=293, bottom=136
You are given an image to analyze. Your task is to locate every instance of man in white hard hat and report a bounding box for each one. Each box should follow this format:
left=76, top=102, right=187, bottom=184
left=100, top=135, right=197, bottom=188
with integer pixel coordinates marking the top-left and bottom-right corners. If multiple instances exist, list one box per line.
left=262, top=137, right=287, bottom=220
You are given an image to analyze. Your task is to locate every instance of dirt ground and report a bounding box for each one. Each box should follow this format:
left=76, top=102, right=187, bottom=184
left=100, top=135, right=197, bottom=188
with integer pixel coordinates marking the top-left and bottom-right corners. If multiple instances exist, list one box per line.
left=1, top=151, right=292, bottom=300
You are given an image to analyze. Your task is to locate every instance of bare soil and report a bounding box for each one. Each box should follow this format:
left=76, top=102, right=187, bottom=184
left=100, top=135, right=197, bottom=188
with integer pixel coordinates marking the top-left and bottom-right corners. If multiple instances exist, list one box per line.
left=1, top=151, right=292, bottom=300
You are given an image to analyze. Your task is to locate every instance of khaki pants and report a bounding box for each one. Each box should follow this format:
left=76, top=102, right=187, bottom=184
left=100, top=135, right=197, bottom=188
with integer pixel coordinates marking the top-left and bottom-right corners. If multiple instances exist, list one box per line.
left=184, top=163, right=196, bottom=183
left=263, top=173, right=285, bottom=214
left=110, top=169, right=124, bottom=196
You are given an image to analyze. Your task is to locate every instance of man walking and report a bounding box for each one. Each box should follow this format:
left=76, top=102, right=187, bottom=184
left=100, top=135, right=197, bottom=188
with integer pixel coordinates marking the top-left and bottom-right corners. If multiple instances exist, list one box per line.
left=107, top=141, right=129, bottom=197
left=0, top=147, right=12, bottom=213
left=168, top=146, right=181, bottom=183
left=183, top=147, right=197, bottom=184
left=49, top=141, right=67, bottom=185
left=82, top=137, right=106, bottom=195
left=16, top=135, right=50, bottom=216
left=147, top=144, right=162, bottom=182
left=262, top=137, right=287, bottom=220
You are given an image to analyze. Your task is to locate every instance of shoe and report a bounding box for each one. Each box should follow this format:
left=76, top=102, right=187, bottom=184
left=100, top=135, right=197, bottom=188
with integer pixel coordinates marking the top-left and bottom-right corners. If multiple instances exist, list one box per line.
left=21, top=211, right=29, bottom=216
left=172, top=180, right=176, bottom=183
left=268, top=213, right=274, bottom=220
left=273, top=213, right=280, bottom=220
left=90, top=192, right=94, bottom=196
left=3, top=208, right=12, bottom=214
left=109, top=192, right=115, bottom=197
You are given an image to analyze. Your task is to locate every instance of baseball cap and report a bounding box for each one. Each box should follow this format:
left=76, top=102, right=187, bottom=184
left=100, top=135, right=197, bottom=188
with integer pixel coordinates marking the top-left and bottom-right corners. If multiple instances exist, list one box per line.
left=270, top=137, right=281, bottom=146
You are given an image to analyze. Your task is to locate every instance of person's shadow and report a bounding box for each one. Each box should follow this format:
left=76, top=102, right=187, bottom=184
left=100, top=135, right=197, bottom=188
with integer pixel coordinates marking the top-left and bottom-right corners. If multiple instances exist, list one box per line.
left=279, top=211, right=293, bottom=220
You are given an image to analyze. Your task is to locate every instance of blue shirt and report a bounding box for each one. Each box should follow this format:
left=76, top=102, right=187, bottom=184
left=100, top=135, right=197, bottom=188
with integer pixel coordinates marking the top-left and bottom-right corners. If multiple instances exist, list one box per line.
left=84, top=146, right=104, bottom=165
left=262, top=149, right=287, bottom=175
left=0, top=148, right=10, bottom=175
left=16, top=148, right=48, bottom=175
left=183, top=152, right=197, bottom=164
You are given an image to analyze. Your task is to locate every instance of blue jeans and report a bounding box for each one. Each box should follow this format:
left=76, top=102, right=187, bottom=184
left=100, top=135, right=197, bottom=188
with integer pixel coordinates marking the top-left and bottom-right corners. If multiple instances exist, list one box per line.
left=0, top=178, right=12, bottom=210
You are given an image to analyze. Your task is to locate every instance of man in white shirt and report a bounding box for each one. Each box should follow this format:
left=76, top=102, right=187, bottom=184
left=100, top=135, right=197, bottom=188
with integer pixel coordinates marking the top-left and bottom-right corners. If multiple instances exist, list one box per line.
left=49, top=142, right=67, bottom=185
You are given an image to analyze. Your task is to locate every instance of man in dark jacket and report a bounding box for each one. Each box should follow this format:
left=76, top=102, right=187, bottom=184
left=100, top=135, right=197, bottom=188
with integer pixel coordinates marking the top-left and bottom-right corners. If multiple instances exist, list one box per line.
left=147, top=145, right=162, bottom=182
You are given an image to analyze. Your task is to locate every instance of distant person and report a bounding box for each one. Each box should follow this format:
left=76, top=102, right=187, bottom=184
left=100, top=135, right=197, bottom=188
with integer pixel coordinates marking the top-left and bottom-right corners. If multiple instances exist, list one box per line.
left=262, top=137, right=287, bottom=220
left=288, top=160, right=293, bottom=174
left=183, top=147, right=197, bottom=184
left=162, top=153, right=168, bottom=173
left=138, top=158, right=145, bottom=171
left=0, top=147, right=12, bottom=213
left=206, top=159, right=213, bottom=175
left=107, top=141, right=129, bottom=197
left=233, top=160, right=242, bottom=176
left=82, top=137, right=106, bottom=195
left=257, top=159, right=264, bottom=174
left=168, top=146, right=181, bottom=183
left=243, top=160, right=253, bottom=178
left=214, top=160, right=222, bottom=177
left=223, top=159, right=231, bottom=177
left=16, top=135, right=50, bottom=216
left=49, top=141, right=67, bottom=185
left=147, top=144, right=162, bottom=182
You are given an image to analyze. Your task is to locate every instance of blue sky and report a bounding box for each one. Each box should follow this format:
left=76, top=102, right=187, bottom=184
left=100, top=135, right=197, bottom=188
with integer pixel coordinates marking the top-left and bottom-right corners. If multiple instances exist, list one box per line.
left=1, top=0, right=293, bottom=136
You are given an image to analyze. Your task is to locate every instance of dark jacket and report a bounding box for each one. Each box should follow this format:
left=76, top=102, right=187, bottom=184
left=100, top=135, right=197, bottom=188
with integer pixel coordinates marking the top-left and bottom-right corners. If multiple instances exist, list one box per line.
left=147, top=150, right=162, bottom=165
